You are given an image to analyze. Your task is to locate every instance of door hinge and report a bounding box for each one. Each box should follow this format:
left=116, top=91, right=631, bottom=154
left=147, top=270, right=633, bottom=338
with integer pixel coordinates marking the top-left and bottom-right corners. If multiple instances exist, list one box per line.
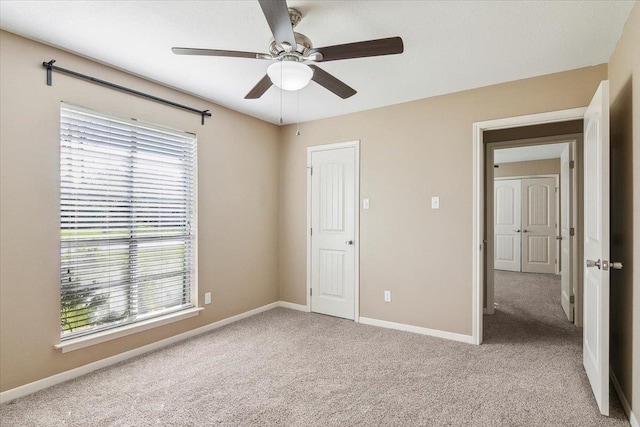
left=555, top=259, right=558, bottom=265
left=570, top=295, right=575, bottom=304
left=310, top=228, right=313, bottom=236
left=555, top=187, right=559, bottom=193
left=570, top=227, right=575, bottom=236
left=569, top=160, right=575, bottom=169
left=310, top=166, right=313, bottom=175
left=310, top=288, right=312, bottom=296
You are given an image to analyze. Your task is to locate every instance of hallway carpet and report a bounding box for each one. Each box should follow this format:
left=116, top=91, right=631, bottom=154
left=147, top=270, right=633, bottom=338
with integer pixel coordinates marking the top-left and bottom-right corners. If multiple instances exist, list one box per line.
left=1, top=272, right=630, bottom=426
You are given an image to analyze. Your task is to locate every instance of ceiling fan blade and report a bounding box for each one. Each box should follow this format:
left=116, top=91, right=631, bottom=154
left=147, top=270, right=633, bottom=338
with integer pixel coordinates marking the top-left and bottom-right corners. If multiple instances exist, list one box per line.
left=258, top=0, right=297, bottom=50
left=309, top=65, right=356, bottom=99
left=309, top=36, right=404, bottom=62
left=172, top=47, right=263, bottom=59
left=245, top=74, right=273, bottom=99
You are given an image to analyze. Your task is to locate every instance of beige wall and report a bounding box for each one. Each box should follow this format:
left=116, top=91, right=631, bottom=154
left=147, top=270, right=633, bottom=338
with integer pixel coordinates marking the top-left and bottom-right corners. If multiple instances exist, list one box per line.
left=0, top=31, right=280, bottom=392
left=608, top=2, right=639, bottom=418
left=494, top=159, right=560, bottom=178
left=279, top=64, right=607, bottom=336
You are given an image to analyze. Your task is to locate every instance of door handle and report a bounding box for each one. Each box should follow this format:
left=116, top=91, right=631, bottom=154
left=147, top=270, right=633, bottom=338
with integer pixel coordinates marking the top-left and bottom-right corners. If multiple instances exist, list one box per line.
left=514, top=229, right=521, bottom=233
left=556, top=236, right=562, bottom=241
left=345, top=240, right=354, bottom=245
left=522, top=229, right=529, bottom=233
left=586, top=259, right=623, bottom=271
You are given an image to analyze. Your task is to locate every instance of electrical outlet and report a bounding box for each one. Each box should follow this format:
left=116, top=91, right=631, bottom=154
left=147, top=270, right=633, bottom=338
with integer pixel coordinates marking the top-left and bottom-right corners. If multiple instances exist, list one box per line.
left=204, top=292, right=211, bottom=305
left=363, top=198, right=370, bottom=209
left=384, top=290, right=391, bottom=302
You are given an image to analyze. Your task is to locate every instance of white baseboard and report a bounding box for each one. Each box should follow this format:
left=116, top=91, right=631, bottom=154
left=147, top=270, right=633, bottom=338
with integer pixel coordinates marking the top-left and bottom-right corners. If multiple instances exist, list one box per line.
left=278, top=301, right=310, bottom=312
left=611, top=366, right=638, bottom=427
left=0, top=301, right=279, bottom=404
left=358, top=316, right=475, bottom=344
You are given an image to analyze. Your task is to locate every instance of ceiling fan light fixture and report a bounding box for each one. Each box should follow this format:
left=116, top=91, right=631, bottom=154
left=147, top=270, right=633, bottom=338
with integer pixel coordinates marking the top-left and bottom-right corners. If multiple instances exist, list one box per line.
left=267, top=61, right=313, bottom=91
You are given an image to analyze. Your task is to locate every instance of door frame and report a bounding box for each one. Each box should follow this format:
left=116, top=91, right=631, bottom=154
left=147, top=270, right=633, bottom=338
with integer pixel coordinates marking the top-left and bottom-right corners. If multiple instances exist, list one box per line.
left=306, top=140, right=360, bottom=320
left=472, top=108, right=586, bottom=344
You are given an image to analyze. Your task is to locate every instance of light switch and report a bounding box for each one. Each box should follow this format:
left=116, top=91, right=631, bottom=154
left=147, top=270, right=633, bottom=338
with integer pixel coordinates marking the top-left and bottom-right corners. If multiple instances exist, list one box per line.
left=431, top=196, right=440, bottom=209
left=363, top=198, right=370, bottom=209
left=204, top=292, right=211, bottom=305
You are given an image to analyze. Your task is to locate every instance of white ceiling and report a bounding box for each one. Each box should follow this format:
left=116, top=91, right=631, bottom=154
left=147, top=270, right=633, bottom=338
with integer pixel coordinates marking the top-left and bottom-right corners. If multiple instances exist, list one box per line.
left=0, top=1, right=635, bottom=125
left=495, top=143, right=569, bottom=164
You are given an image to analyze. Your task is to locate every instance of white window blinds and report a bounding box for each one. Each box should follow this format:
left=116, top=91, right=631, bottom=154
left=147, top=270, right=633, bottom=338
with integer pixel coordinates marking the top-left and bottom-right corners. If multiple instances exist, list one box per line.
left=60, top=103, right=197, bottom=340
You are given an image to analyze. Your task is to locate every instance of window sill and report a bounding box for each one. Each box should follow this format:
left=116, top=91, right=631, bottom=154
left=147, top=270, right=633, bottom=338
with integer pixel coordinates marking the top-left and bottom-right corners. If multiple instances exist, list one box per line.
left=54, top=307, right=204, bottom=353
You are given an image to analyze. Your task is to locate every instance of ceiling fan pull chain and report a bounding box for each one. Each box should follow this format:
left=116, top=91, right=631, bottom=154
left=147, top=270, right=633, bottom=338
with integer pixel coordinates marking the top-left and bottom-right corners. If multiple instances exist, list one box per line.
left=296, top=90, right=301, bottom=136
left=279, top=63, right=283, bottom=125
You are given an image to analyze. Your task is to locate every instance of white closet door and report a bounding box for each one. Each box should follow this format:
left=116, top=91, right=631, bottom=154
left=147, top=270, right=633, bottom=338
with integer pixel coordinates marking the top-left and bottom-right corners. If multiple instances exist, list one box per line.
left=494, top=180, right=521, bottom=271
left=310, top=146, right=356, bottom=320
left=521, top=177, right=557, bottom=274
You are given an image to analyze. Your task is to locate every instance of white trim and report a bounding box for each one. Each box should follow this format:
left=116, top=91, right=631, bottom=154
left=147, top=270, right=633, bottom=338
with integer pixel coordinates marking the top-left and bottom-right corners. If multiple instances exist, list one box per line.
left=192, top=134, right=199, bottom=308
left=494, top=174, right=559, bottom=181
left=474, top=108, right=588, bottom=132
left=472, top=107, right=587, bottom=345
left=55, top=307, right=204, bottom=353
left=472, top=118, right=484, bottom=344
left=359, top=316, right=475, bottom=344
left=307, top=140, right=361, bottom=321
left=1, top=302, right=279, bottom=404
left=306, top=148, right=313, bottom=314
left=278, top=301, right=310, bottom=312
left=611, top=367, right=639, bottom=427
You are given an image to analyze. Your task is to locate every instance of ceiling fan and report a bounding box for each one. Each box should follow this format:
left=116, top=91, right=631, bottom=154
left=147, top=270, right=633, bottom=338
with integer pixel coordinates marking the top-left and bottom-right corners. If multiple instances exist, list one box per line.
left=172, top=0, right=404, bottom=100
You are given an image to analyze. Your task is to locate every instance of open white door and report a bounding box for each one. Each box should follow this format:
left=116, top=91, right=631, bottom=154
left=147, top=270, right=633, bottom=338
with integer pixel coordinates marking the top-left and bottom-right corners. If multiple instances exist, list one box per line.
left=560, top=145, right=574, bottom=321
left=583, top=80, right=611, bottom=416
left=309, top=144, right=357, bottom=320
left=521, top=177, right=557, bottom=274
left=494, top=180, right=522, bottom=271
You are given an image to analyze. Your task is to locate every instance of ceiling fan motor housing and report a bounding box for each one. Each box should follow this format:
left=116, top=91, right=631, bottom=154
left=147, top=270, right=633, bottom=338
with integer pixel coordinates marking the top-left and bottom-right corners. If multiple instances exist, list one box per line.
left=269, top=32, right=312, bottom=58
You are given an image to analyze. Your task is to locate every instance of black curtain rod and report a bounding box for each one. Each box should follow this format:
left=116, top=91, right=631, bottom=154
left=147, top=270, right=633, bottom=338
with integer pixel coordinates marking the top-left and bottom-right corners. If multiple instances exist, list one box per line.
left=42, top=60, right=211, bottom=125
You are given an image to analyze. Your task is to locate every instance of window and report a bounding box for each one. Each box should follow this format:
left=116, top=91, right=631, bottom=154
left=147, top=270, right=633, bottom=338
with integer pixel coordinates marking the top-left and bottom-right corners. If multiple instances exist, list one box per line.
left=60, top=103, right=197, bottom=340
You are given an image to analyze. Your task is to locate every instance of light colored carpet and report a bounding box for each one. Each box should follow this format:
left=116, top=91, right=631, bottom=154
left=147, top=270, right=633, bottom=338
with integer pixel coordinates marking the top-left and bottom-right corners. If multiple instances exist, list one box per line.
left=0, top=271, right=630, bottom=426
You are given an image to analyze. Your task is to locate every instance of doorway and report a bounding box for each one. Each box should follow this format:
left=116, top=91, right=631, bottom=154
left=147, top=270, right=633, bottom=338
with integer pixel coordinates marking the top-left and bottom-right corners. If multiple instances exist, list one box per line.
left=486, top=136, right=580, bottom=323
left=306, top=140, right=360, bottom=320
left=471, top=107, right=587, bottom=344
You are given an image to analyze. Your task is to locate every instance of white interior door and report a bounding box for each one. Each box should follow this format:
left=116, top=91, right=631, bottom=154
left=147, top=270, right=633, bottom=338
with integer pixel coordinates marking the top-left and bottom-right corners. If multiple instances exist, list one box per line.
left=560, top=146, right=574, bottom=321
left=310, top=146, right=356, bottom=320
left=494, top=180, right=521, bottom=271
left=521, top=177, right=557, bottom=274
left=583, top=81, right=610, bottom=416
